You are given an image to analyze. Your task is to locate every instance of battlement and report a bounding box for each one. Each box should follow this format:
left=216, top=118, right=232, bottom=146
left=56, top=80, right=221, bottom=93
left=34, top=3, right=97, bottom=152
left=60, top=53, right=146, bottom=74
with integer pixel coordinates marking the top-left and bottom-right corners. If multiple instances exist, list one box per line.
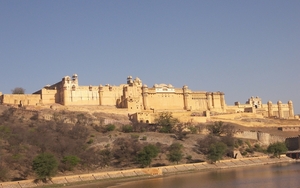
left=0, top=74, right=296, bottom=120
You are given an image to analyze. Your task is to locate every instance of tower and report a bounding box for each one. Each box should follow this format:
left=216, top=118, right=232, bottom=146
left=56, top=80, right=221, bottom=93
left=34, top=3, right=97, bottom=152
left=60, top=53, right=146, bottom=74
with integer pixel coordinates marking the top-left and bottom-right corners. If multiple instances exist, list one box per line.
left=277, top=101, right=283, bottom=119
left=206, top=92, right=212, bottom=110
left=142, top=84, right=149, bottom=110
left=98, top=85, right=104, bottom=105
left=288, top=100, right=294, bottom=118
left=267, top=101, right=273, bottom=117
left=183, top=85, right=189, bottom=110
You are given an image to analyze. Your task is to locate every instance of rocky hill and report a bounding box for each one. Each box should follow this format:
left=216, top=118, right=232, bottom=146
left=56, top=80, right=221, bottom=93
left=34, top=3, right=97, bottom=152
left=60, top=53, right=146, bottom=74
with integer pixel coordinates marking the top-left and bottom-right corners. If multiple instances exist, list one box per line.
left=0, top=104, right=299, bottom=182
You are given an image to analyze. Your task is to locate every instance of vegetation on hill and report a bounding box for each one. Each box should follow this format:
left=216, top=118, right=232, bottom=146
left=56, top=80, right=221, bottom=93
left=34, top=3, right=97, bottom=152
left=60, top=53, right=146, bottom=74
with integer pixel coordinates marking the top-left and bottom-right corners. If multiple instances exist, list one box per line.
left=11, top=87, right=25, bottom=94
left=267, top=142, right=288, bottom=158
left=0, top=107, right=290, bottom=182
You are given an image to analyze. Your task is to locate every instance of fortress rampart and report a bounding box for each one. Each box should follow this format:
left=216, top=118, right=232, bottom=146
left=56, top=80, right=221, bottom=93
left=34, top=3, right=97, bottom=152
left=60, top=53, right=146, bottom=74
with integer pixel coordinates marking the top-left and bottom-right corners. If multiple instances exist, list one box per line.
left=0, top=74, right=296, bottom=123
left=234, top=131, right=285, bottom=145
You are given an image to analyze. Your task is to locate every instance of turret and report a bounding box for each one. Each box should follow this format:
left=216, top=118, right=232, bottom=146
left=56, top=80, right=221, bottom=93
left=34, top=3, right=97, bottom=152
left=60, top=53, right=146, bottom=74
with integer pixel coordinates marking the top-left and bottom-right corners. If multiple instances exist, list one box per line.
left=206, top=92, right=212, bottom=110
left=98, top=85, right=103, bottom=105
left=127, top=76, right=133, bottom=85
left=72, top=74, right=78, bottom=85
left=267, top=101, right=273, bottom=117
left=277, top=101, right=283, bottom=119
left=288, top=100, right=294, bottom=118
left=183, top=85, right=189, bottom=110
left=142, top=84, right=149, bottom=110
left=220, top=92, right=226, bottom=110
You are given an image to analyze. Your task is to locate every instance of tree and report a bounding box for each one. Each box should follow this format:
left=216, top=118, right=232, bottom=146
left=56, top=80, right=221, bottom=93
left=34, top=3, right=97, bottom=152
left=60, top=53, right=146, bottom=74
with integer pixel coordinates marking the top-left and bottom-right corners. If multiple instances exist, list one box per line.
left=136, top=144, right=159, bottom=167
left=113, top=138, right=142, bottom=166
left=32, top=153, right=58, bottom=182
left=173, top=124, right=189, bottom=140
left=267, top=142, right=288, bottom=158
left=167, top=143, right=184, bottom=164
left=207, top=142, right=227, bottom=163
left=207, top=121, right=234, bottom=136
left=207, top=121, right=224, bottom=136
left=155, top=112, right=179, bottom=133
left=196, top=135, right=219, bottom=154
left=11, top=87, right=25, bottom=94
left=61, top=155, right=80, bottom=171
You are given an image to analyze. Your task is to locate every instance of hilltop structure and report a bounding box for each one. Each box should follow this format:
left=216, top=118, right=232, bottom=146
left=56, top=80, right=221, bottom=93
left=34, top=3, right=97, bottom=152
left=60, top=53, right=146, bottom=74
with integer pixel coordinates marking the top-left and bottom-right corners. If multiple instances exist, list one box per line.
left=0, top=74, right=295, bottom=123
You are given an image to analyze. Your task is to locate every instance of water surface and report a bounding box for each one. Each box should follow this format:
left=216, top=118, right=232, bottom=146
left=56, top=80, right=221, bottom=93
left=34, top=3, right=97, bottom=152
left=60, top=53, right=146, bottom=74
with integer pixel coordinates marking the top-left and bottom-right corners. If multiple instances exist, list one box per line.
left=108, top=162, right=300, bottom=188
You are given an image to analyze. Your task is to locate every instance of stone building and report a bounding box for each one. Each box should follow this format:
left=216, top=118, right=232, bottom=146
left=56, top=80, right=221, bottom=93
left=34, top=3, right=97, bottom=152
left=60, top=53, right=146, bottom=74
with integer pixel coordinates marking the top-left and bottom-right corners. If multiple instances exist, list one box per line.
left=30, top=74, right=226, bottom=113
left=226, top=96, right=294, bottom=119
left=0, top=74, right=295, bottom=122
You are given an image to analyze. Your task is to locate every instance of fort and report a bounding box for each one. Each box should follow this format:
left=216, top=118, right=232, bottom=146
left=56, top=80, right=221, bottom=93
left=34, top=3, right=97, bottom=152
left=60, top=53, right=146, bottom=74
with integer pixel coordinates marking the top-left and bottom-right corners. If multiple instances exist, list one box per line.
left=0, top=74, right=296, bottom=123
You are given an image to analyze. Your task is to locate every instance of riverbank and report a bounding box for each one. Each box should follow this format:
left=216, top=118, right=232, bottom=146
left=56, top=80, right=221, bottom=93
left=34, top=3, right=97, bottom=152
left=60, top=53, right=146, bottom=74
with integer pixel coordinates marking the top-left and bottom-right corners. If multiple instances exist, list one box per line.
left=0, top=155, right=296, bottom=188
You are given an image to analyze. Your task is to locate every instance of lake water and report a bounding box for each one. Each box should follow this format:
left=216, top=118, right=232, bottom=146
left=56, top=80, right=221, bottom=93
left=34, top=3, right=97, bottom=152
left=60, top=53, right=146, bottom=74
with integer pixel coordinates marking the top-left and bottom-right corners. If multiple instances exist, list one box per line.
left=104, top=162, right=300, bottom=188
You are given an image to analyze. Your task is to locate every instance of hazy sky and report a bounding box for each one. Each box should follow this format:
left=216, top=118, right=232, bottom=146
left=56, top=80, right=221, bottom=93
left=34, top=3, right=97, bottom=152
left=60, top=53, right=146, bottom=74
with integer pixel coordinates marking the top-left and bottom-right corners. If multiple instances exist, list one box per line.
left=1, top=1, right=299, bottom=113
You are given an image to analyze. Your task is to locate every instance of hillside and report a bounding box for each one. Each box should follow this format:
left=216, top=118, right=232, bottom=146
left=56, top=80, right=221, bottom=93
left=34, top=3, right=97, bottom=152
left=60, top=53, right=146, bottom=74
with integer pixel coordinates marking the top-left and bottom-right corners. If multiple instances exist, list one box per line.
left=0, top=104, right=299, bottom=182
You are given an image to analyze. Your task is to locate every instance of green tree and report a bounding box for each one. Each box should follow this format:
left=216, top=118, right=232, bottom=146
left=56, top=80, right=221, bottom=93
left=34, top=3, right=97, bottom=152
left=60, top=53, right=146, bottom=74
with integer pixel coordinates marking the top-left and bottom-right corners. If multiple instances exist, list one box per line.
left=196, top=135, right=219, bottom=154
left=136, top=144, right=159, bottom=167
left=32, top=153, right=58, bottom=181
left=267, top=142, right=288, bottom=158
left=167, top=143, right=184, bottom=164
left=207, top=142, right=227, bottom=163
left=62, top=155, right=81, bottom=171
left=11, top=87, right=25, bottom=94
left=155, top=112, right=179, bottom=133
left=207, top=121, right=224, bottom=136
left=207, top=121, right=234, bottom=136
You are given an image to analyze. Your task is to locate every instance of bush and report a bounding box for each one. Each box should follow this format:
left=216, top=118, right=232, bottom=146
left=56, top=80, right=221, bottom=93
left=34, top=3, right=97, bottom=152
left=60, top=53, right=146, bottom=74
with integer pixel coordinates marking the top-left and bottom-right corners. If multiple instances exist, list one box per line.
left=87, top=139, right=94, bottom=144
left=105, top=124, right=116, bottom=132
left=159, top=126, right=170, bottom=133
left=253, top=144, right=266, bottom=153
left=267, top=142, right=288, bottom=158
left=245, top=148, right=254, bottom=154
left=155, top=112, right=179, bottom=133
left=207, top=142, right=227, bottom=163
left=245, top=140, right=251, bottom=148
left=221, top=135, right=235, bottom=148
left=186, top=155, right=192, bottom=162
left=207, top=121, right=234, bottom=136
left=196, top=135, right=219, bottom=154
left=32, top=153, right=58, bottom=182
left=62, top=155, right=81, bottom=171
left=122, top=125, right=133, bottom=133
left=188, top=126, right=197, bottom=134
left=137, top=144, right=159, bottom=167
left=167, top=143, right=184, bottom=164
left=237, top=139, right=244, bottom=146
left=131, top=134, right=139, bottom=140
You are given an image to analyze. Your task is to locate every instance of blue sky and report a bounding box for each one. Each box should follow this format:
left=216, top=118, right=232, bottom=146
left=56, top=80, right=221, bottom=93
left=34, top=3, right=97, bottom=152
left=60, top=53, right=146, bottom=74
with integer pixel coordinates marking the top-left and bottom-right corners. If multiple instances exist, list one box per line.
left=1, top=1, right=299, bottom=113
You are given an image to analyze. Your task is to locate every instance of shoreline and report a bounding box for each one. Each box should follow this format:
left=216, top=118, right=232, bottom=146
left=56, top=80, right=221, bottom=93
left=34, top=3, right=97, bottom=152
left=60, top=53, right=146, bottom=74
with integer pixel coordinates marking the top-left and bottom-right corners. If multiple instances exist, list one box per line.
left=0, top=155, right=296, bottom=188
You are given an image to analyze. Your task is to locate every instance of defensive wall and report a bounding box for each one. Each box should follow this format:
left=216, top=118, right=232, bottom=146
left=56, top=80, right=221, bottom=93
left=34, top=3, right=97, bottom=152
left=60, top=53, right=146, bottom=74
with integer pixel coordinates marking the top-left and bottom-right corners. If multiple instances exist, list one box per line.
left=0, top=156, right=295, bottom=188
left=1, top=74, right=295, bottom=123
left=234, top=131, right=285, bottom=145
